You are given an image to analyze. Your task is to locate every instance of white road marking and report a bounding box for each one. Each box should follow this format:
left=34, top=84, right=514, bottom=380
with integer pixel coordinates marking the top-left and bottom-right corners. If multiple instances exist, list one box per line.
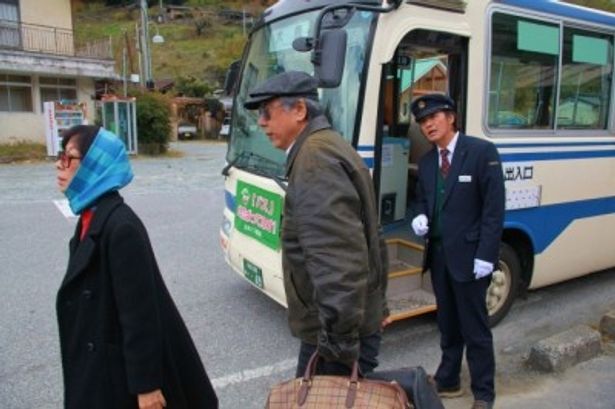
left=53, top=199, right=77, bottom=219
left=210, top=323, right=437, bottom=390
left=211, top=358, right=296, bottom=389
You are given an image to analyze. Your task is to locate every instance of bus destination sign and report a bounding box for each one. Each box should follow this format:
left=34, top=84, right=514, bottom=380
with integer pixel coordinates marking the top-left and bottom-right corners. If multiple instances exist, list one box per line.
left=235, top=180, right=283, bottom=250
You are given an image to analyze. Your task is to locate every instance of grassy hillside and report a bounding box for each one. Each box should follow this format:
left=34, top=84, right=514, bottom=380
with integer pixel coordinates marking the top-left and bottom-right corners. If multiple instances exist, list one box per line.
left=73, top=1, right=269, bottom=89
left=73, top=0, right=614, bottom=92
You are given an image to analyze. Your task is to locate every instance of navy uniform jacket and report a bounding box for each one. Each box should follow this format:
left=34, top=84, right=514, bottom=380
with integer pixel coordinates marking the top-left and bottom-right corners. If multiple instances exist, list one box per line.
left=415, top=133, right=505, bottom=282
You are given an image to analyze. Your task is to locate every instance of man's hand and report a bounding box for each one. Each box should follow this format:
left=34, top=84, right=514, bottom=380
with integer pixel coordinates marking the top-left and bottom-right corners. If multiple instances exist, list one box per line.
left=381, top=315, right=393, bottom=330
left=474, top=258, right=493, bottom=280
left=411, top=214, right=429, bottom=237
left=138, top=389, right=166, bottom=409
left=317, top=331, right=359, bottom=369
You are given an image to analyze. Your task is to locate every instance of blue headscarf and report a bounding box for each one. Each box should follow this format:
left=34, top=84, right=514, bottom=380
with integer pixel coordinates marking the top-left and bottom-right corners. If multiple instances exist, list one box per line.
left=64, top=128, right=134, bottom=214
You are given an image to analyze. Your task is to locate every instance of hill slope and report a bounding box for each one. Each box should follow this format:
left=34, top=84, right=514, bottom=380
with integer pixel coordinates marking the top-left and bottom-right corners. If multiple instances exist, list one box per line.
left=73, top=1, right=269, bottom=89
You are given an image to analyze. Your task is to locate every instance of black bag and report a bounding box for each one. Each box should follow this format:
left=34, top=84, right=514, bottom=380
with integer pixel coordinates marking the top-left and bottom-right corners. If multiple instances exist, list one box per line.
left=366, top=366, right=445, bottom=409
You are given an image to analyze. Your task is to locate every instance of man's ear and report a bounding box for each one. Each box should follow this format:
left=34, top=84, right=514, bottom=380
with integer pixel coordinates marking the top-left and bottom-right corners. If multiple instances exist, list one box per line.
left=294, top=99, right=308, bottom=121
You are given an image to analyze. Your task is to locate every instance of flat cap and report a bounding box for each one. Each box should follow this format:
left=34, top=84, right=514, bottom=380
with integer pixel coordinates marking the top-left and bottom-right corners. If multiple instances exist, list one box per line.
left=411, top=93, right=456, bottom=121
left=243, top=71, right=319, bottom=110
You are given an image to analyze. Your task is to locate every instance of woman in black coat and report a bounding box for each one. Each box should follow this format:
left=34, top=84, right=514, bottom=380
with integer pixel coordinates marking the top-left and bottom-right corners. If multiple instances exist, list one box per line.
left=55, top=125, right=218, bottom=409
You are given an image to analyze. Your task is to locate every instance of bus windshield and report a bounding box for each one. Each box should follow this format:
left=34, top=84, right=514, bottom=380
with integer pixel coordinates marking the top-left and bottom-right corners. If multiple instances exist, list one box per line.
left=227, top=9, right=377, bottom=178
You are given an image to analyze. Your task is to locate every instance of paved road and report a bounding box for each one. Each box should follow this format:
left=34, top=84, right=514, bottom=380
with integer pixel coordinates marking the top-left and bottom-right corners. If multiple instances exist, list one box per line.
left=1, top=141, right=614, bottom=408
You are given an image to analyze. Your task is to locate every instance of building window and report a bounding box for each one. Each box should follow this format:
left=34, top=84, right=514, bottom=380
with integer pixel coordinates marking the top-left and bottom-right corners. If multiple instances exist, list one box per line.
left=40, top=77, right=78, bottom=111
left=0, top=74, right=33, bottom=112
left=0, top=0, right=20, bottom=48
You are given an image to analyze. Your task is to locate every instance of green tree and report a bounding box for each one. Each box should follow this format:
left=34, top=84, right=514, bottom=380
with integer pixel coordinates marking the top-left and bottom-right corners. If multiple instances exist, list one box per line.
left=175, top=76, right=212, bottom=97
left=130, top=89, right=172, bottom=154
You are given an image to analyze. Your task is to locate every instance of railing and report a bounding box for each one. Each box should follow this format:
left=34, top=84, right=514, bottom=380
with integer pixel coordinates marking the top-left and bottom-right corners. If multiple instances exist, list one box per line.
left=0, top=19, right=112, bottom=60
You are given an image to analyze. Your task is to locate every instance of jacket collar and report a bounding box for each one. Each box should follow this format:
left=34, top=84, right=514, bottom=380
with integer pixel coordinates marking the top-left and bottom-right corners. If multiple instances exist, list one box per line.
left=61, top=192, right=124, bottom=289
left=285, top=115, right=331, bottom=177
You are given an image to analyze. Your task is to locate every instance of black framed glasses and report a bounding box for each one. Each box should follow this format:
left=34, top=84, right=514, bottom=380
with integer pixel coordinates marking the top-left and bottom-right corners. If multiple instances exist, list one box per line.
left=258, top=101, right=285, bottom=120
left=57, top=151, right=81, bottom=168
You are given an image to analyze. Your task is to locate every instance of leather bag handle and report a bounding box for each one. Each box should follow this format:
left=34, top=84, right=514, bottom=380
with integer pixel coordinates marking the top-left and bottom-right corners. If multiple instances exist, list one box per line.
left=297, top=351, right=361, bottom=408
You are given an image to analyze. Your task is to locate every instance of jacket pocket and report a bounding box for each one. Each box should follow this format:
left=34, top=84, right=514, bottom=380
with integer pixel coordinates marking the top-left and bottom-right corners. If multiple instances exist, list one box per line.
left=105, top=343, right=134, bottom=408
left=465, top=230, right=480, bottom=242
left=288, top=271, right=311, bottom=310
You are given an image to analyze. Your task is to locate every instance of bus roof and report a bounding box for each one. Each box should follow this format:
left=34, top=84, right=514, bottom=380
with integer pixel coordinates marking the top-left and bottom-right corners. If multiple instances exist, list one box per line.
left=258, top=0, right=381, bottom=27
left=496, top=0, right=615, bottom=27
left=256, top=0, right=615, bottom=32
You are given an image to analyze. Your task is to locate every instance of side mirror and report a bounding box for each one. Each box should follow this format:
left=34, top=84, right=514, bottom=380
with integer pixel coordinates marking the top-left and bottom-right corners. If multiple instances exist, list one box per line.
left=312, top=29, right=347, bottom=88
left=223, top=60, right=241, bottom=96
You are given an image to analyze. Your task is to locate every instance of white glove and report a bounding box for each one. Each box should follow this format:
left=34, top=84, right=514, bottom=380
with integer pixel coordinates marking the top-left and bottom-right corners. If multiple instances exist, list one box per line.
left=411, top=214, right=429, bottom=237
left=474, top=258, right=493, bottom=280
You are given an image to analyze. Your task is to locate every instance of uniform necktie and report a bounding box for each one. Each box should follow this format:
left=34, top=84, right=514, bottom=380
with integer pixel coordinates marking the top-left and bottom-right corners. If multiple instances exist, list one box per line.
left=440, top=148, right=450, bottom=177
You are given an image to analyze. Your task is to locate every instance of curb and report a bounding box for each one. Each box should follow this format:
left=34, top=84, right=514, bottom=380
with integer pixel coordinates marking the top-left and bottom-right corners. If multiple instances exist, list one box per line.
left=526, top=324, right=602, bottom=372
left=599, top=310, right=615, bottom=339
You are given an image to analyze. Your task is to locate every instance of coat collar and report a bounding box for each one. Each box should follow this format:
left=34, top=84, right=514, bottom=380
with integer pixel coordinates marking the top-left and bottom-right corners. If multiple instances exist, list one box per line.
left=285, top=115, right=331, bottom=177
left=61, top=192, right=124, bottom=289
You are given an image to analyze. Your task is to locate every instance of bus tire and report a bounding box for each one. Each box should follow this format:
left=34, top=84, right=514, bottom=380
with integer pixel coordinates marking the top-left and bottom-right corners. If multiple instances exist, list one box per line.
left=487, top=242, right=520, bottom=327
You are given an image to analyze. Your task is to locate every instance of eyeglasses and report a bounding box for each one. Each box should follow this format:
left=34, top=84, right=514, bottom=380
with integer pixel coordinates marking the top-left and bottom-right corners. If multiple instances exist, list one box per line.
left=57, top=151, right=81, bottom=168
left=258, top=102, right=285, bottom=121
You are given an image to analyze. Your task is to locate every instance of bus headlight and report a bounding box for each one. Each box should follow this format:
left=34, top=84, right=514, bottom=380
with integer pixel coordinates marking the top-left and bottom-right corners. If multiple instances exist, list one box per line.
left=221, top=215, right=232, bottom=237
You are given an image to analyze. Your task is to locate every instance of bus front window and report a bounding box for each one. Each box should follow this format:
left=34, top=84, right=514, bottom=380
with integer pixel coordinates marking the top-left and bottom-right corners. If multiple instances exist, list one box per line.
left=228, top=10, right=376, bottom=178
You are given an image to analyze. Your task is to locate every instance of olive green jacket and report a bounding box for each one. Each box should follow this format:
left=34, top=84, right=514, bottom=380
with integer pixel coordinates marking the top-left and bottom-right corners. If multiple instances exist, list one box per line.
left=282, top=115, right=388, bottom=366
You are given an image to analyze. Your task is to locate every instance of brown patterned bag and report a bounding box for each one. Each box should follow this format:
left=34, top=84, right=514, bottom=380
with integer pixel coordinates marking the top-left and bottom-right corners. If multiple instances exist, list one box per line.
left=265, top=352, right=412, bottom=408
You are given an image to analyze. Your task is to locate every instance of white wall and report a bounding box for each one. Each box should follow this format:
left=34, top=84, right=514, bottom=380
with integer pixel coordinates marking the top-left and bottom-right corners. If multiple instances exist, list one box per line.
left=0, top=76, right=96, bottom=145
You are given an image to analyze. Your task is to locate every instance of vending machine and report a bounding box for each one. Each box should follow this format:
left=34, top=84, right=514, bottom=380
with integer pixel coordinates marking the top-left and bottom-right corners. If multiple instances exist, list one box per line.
left=44, top=101, right=86, bottom=156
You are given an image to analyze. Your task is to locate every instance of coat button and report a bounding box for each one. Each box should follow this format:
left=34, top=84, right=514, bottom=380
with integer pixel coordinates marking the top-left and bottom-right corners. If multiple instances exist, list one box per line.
left=82, top=290, right=92, bottom=299
left=87, top=342, right=95, bottom=352
left=65, top=300, right=73, bottom=307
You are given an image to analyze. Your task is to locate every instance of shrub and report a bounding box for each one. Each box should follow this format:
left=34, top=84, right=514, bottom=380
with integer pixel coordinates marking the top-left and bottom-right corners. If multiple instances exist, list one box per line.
left=0, top=141, right=46, bottom=163
left=131, top=89, right=172, bottom=155
left=176, top=75, right=212, bottom=97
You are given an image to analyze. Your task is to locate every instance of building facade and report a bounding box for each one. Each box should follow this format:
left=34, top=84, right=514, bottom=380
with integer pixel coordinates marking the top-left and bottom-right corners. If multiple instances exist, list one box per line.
left=0, top=0, right=116, bottom=144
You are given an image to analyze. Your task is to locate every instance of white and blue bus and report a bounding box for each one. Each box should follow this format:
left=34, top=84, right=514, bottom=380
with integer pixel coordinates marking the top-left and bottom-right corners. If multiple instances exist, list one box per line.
left=220, top=0, right=615, bottom=325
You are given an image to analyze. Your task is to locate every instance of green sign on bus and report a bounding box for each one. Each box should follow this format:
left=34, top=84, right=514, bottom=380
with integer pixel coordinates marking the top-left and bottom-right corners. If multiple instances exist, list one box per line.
left=234, top=180, right=283, bottom=250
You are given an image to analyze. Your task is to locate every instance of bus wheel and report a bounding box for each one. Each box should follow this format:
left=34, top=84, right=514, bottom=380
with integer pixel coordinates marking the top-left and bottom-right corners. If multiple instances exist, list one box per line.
left=487, top=243, right=520, bottom=327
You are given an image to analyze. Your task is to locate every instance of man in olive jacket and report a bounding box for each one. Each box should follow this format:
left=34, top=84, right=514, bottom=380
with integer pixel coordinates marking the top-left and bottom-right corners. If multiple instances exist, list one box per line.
left=244, top=71, right=389, bottom=376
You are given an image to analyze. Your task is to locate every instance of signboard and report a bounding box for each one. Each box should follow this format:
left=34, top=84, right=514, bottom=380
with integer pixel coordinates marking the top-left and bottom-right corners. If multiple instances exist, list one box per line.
left=234, top=180, right=283, bottom=250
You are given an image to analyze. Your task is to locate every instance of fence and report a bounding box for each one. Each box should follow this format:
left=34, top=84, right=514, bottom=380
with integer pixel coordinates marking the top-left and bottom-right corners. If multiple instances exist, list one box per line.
left=0, top=19, right=112, bottom=60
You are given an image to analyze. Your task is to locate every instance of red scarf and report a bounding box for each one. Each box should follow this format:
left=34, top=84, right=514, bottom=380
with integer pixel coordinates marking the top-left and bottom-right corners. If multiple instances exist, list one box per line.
left=80, top=209, right=94, bottom=240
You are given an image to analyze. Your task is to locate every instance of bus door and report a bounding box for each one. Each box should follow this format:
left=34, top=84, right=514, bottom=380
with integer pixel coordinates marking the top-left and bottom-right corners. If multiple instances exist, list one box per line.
left=377, top=29, right=468, bottom=321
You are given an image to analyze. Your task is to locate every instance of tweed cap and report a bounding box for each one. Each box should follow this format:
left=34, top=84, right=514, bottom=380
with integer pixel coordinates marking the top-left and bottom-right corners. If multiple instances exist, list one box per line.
left=411, top=93, right=456, bottom=121
left=243, top=71, right=319, bottom=110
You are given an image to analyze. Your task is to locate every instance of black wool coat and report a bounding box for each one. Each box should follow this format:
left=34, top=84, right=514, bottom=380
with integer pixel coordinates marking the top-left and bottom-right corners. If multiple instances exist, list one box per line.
left=56, top=192, right=218, bottom=409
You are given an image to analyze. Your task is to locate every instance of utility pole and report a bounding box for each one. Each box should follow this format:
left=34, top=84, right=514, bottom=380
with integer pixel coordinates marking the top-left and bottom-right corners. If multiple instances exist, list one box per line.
left=158, top=0, right=165, bottom=23
left=135, top=22, right=143, bottom=87
left=139, top=0, right=154, bottom=89
left=122, top=42, right=127, bottom=96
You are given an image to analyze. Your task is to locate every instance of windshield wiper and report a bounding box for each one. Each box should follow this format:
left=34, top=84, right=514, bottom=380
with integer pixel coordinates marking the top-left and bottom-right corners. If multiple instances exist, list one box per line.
left=221, top=151, right=248, bottom=176
left=221, top=151, right=286, bottom=184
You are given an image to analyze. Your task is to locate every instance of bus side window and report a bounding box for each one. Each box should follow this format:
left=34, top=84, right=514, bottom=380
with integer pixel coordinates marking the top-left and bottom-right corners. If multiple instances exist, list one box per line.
left=488, top=13, right=559, bottom=130
left=557, top=27, right=613, bottom=130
